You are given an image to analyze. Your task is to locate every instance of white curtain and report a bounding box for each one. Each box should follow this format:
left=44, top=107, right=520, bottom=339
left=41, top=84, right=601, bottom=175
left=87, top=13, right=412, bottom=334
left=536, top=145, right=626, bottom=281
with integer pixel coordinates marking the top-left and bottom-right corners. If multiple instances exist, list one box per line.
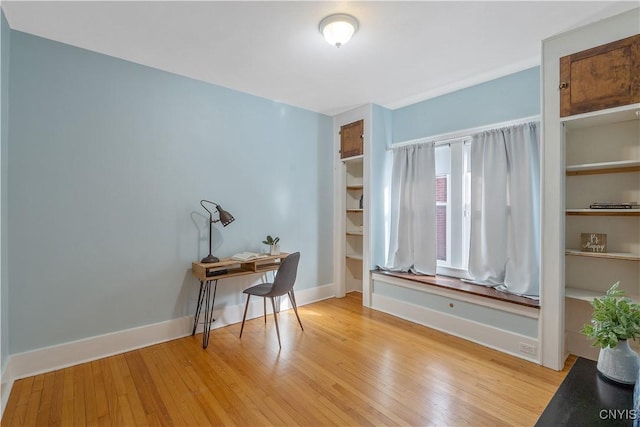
left=385, top=143, right=437, bottom=275
left=468, top=122, right=540, bottom=296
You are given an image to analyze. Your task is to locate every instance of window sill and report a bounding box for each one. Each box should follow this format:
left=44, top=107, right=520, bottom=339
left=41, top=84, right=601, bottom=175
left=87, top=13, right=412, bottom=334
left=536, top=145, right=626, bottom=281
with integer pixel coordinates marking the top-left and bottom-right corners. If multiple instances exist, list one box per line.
left=371, top=269, right=540, bottom=309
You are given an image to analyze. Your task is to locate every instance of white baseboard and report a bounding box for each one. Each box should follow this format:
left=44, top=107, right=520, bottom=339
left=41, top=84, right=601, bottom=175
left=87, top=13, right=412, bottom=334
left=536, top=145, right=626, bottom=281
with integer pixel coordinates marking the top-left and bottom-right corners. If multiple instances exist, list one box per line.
left=371, top=293, right=541, bottom=364
left=1, top=362, right=10, bottom=419
left=0, top=282, right=334, bottom=417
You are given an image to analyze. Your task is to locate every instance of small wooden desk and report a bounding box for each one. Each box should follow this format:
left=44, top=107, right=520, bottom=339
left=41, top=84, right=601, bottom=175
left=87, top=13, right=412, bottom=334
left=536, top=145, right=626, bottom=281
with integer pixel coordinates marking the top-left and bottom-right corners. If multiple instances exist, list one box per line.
left=191, top=253, right=289, bottom=348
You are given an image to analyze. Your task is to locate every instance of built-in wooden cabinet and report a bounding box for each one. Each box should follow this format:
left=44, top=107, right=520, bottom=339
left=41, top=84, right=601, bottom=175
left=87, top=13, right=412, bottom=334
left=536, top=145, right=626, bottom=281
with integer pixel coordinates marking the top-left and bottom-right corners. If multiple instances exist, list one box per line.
left=340, top=119, right=364, bottom=159
left=563, top=103, right=640, bottom=360
left=559, top=34, right=640, bottom=117
left=334, top=108, right=373, bottom=306
left=541, top=6, right=639, bottom=371
left=336, top=118, right=367, bottom=294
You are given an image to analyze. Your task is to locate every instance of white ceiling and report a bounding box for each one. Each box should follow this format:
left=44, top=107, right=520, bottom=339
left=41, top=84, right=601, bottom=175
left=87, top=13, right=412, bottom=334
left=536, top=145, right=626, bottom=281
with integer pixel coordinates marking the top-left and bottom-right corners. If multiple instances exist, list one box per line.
left=2, top=1, right=638, bottom=115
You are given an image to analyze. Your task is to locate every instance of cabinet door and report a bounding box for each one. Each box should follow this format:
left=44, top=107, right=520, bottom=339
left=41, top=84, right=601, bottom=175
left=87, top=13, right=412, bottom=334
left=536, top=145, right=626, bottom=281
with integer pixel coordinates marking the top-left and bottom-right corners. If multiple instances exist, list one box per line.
left=560, top=34, right=640, bottom=117
left=340, top=120, right=364, bottom=159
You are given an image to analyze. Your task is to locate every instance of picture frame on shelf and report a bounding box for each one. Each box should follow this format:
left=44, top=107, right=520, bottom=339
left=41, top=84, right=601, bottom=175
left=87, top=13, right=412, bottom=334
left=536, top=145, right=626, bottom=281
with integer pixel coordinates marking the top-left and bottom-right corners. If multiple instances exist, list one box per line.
left=580, top=233, right=607, bottom=253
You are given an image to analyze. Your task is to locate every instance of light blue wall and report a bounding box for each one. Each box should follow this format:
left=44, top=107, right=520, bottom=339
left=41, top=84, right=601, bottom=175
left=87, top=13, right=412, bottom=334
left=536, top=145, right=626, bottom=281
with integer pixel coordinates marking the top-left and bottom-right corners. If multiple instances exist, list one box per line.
left=1, top=10, right=9, bottom=371
left=392, top=67, right=540, bottom=143
left=8, top=31, right=333, bottom=354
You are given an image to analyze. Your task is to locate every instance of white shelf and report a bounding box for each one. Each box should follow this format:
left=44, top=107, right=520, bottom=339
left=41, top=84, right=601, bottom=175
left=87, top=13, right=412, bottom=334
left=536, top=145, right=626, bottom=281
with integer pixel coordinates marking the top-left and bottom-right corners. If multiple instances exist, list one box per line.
left=346, top=230, right=363, bottom=236
left=565, top=249, right=640, bottom=261
left=565, top=287, right=600, bottom=302
left=342, top=154, right=364, bottom=163
left=346, top=254, right=363, bottom=261
left=566, top=160, right=640, bottom=175
left=346, top=184, right=364, bottom=190
left=561, top=103, right=640, bottom=130
left=566, top=287, right=639, bottom=304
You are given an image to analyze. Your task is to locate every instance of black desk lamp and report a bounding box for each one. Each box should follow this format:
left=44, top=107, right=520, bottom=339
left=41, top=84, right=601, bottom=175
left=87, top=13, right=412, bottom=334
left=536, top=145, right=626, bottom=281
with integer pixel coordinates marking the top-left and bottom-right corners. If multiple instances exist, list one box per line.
left=200, top=200, right=235, bottom=263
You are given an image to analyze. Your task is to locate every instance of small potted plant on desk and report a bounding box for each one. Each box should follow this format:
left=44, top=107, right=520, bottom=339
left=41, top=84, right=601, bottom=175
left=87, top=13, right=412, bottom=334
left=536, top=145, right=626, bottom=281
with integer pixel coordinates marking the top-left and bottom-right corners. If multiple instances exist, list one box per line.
left=582, top=281, right=640, bottom=385
left=262, top=235, right=280, bottom=255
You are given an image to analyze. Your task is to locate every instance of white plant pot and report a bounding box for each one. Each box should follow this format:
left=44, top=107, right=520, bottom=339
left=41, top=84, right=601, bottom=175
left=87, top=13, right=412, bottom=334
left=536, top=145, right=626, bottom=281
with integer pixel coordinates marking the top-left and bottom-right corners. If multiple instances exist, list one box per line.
left=597, top=340, right=640, bottom=385
left=269, top=244, right=280, bottom=256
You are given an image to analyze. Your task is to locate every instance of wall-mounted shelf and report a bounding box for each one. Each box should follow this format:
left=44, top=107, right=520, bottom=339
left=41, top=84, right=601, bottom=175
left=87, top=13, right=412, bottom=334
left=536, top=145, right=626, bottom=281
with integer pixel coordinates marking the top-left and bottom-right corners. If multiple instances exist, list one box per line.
left=346, top=230, right=363, bottom=236
left=565, top=249, right=640, bottom=261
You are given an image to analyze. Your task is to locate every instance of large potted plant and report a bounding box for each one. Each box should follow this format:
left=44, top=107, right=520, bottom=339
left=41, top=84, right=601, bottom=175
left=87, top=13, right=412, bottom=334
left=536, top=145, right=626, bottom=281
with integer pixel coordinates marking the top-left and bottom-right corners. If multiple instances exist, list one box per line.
left=582, top=282, right=640, bottom=385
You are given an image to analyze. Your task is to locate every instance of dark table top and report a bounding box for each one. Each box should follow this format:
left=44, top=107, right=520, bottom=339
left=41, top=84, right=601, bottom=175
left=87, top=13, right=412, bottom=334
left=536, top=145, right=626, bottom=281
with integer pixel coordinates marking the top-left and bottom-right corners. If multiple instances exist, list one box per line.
left=535, top=357, right=635, bottom=426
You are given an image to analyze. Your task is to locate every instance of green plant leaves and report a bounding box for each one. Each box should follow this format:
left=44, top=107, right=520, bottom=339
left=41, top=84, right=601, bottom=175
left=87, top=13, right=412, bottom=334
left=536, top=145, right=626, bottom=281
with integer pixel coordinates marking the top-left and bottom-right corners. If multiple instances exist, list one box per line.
left=262, top=235, right=280, bottom=245
left=581, top=281, right=640, bottom=348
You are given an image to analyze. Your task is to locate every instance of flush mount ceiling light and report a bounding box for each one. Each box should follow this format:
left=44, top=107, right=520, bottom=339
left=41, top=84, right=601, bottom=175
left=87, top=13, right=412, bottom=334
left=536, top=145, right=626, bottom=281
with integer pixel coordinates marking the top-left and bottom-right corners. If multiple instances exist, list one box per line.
left=319, top=13, right=359, bottom=48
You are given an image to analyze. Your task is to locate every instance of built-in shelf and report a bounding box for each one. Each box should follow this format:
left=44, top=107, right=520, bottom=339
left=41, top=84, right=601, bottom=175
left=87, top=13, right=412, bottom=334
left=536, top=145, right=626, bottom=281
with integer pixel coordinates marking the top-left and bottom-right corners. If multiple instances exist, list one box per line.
left=561, top=103, right=640, bottom=130
left=340, top=126, right=366, bottom=297
left=565, top=287, right=600, bottom=302
left=566, top=209, right=640, bottom=216
left=565, top=249, right=640, bottom=261
left=566, top=286, right=639, bottom=303
left=566, top=160, right=640, bottom=176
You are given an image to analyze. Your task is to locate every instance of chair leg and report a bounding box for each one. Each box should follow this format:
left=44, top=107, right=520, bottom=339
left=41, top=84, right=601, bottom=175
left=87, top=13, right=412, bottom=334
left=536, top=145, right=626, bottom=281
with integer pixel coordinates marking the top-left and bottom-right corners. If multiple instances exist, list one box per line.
left=263, top=298, right=267, bottom=324
left=270, top=297, right=281, bottom=348
left=288, top=290, right=304, bottom=331
left=239, top=294, right=251, bottom=338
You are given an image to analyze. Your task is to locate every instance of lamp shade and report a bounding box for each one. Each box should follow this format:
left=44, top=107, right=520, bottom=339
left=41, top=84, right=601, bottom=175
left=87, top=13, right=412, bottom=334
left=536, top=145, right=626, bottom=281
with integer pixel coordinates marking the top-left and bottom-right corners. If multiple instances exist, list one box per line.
left=319, top=14, right=359, bottom=47
left=216, top=205, right=235, bottom=226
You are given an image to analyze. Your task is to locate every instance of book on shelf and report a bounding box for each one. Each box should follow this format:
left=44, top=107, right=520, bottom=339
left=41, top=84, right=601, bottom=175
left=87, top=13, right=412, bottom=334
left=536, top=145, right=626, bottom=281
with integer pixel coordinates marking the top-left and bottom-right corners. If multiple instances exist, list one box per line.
left=589, top=202, right=639, bottom=209
left=230, top=252, right=268, bottom=262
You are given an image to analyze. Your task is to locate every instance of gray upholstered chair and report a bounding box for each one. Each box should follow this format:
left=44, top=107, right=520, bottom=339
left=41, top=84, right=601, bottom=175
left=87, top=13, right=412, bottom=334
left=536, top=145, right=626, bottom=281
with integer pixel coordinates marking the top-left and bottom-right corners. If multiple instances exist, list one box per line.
left=239, top=252, right=303, bottom=348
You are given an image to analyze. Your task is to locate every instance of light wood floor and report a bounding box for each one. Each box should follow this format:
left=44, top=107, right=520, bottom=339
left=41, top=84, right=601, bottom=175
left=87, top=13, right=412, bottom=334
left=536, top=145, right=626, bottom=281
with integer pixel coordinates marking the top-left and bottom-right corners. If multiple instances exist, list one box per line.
left=2, top=292, right=574, bottom=426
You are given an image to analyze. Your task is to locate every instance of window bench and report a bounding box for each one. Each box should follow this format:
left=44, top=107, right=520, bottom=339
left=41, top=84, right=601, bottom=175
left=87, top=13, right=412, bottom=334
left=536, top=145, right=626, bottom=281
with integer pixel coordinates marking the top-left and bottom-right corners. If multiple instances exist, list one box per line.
left=371, top=269, right=540, bottom=309
left=370, top=269, right=541, bottom=363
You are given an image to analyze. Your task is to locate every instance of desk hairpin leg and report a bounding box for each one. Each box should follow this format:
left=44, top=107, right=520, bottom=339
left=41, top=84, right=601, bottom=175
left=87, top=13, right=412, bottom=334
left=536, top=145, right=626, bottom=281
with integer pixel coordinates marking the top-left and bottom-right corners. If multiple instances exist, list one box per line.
left=192, top=281, right=206, bottom=336
left=192, top=279, right=218, bottom=349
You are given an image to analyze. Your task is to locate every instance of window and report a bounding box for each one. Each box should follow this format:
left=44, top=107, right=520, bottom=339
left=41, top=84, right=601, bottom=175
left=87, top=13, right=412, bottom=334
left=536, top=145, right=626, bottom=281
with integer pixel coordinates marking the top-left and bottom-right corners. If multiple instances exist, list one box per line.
left=434, top=139, right=471, bottom=278
left=435, top=176, right=448, bottom=262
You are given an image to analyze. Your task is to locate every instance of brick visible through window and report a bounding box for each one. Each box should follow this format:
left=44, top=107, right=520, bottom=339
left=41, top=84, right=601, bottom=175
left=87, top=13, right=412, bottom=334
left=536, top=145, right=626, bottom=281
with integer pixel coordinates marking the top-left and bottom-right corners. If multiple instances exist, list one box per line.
left=436, top=175, right=448, bottom=261
left=436, top=205, right=447, bottom=261
left=436, top=176, right=447, bottom=202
